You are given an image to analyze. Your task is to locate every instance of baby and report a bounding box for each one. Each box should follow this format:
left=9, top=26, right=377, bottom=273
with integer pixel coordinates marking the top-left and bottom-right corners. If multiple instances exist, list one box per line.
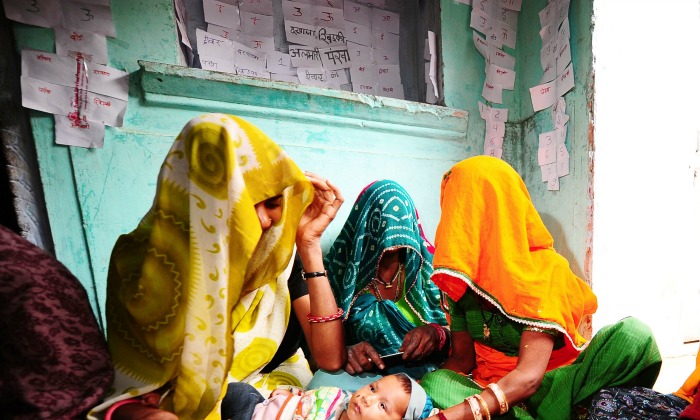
left=252, top=373, right=433, bottom=420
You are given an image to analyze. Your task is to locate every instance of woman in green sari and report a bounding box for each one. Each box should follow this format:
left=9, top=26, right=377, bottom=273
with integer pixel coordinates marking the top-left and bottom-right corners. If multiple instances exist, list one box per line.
left=308, top=180, right=449, bottom=391
left=421, top=157, right=661, bottom=420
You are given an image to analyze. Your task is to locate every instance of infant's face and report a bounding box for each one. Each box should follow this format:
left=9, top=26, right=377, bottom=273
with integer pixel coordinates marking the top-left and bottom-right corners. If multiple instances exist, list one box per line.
left=346, top=375, right=409, bottom=420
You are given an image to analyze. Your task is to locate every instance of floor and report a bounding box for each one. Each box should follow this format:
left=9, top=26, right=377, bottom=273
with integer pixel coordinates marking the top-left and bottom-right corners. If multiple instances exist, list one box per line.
left=653, top=343, right=699, bottom=394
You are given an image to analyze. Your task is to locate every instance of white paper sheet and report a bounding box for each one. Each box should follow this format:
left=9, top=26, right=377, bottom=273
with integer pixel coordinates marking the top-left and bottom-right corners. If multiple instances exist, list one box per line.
left=88, top=63, right=129, bottom=100
left=21, top=76, right=75, bottom=116
left=55, top=28, right=108, bottom=65
left=540, top=162, right=556, bottom=182
left=350, top=63, right=377, bottom=84
left=3, top=0, right=62, bottom=28
left=21, top=50, right=128, bottom=100
left=538, top=130, right=557, bottom=163
left=343, top=0, right=370, bottom=25
left=547, top=175, right=560, bottom=191
left=207, top=23, right=239, bottom=39
left=316, top=26, right=347, bottom=47
left=497, top=6, right=519, bottom=29
left=320, top=46, right=351, bottom=70
left=364, top=0, right=385, bottom=7
left=328, top=69, right=349, bottom=85
left=556, top=40, right=571, bottom=74
left=470, top=7, right=492, bottom=35
left=234, top=41, right=267, bottom=66
left=486, top=63, right=515, bottom=90
left=377, top=83, right=404, bottom=99
left=540, top=60, right=556, bottom=84
left=238, top=0, right=274, bottom=15
left=490, top=20, right=516, bottom=49
left=316, top=0, right=344, bottom=9
left=177, top=18, right=193, bottom=50
left=315, top=6, right=345, bottom=30
left=374, top=48, right=399, bottom=65
left=473, top=32, right=488, bottom=57
left=61, top=1, right=116, bottom=37
left=87, top=91, right=127, bottom=126
left=200, top=55, right=237, bottom=73
left=283, top=1, right=315, bottom=25
left=352, top=82, right=376, bottom=95
left=345, top=22, right=371, bottom=46
left=22, top=50, right=82, bottom=88
left=297, top=67, right=328, bottom=87
left=486, top=119, right=505, bottom=138
left=479, top=101, right=509, bottom=122
left=484, top=133, right=504, bottom=149
left=377, top=64, right=401, bottom=85
left=428, top=30, right=438, bottom=97
left=556, top=63, right=574, bottom=97
left=285, top=21, right=319, bottom=47
left=529, top=79, right=556, bottom=112
left=236, top=55, right=271, bottom=79
left=238, top=34, right=275, bottom=54
left=203, top=0, right=240, bottom=28
left=371, top=30, right=399, bottom=52
left=197, top=29, right=236, bottom=61
left=54, top=114, right=105, bottom=148
left=556, top=145, right=570, bottom=177
left=267, top=51, right=296, bottom=75
left=482, top=81, right=503, bottom=103
left=289, top=45, right=323, bottom=67
left=348, top=42, right=372, bottom=64
left=240, top=11, right=274, bottom=37
left=371, top=8, right=400, bottom=34
left=484, top=145, right=503, bottom=159
left=489, top=46, right=515, bottom=70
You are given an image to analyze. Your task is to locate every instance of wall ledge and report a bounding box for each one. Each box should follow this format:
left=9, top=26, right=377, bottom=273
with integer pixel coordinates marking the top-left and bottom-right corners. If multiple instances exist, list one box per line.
left=139, top=60, right=468, bottom=140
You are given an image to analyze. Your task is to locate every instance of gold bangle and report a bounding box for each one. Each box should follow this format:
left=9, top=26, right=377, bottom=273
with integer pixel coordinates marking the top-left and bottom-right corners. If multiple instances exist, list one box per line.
left=473, top=394, right=491, bottom=420
left=486, top=383, right=509, bottom=415
left=464, top=396, right=483, bottom=420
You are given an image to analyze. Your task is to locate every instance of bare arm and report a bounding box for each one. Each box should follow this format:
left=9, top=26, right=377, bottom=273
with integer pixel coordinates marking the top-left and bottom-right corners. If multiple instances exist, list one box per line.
left=428, top=330, right=555, bottom=419
left=441, top=330, right=476, bottom=374
left=294, top=173, right=346, bottom=371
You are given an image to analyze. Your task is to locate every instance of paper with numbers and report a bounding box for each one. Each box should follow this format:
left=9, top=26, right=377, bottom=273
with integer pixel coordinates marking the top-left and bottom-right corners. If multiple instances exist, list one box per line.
left=60, top=1, right=115, bottom=37
left=3, top=0, right=62, bottom=28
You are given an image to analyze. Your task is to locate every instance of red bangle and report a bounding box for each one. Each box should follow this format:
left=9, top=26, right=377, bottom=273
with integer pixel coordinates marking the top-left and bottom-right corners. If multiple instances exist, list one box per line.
left=307, top=307, right=344, bottom=323
left=428, top=323, right=447, bottom=350
left=437, top=411, right=448, bottom=420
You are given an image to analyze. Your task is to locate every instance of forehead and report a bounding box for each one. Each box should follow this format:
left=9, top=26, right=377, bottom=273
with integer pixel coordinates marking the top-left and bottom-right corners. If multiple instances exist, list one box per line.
left=376, top=376, right=410, bottom=416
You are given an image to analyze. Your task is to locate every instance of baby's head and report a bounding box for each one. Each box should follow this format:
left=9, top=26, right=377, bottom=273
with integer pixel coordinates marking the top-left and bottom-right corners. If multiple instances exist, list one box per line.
left=346, top=373, right=433, bottom=420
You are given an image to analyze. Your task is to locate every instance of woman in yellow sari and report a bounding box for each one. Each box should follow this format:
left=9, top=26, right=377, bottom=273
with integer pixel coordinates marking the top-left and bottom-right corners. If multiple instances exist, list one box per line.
left=91, top=114, right=345, bottom=419
left=421, top=156, right=661, bottom=419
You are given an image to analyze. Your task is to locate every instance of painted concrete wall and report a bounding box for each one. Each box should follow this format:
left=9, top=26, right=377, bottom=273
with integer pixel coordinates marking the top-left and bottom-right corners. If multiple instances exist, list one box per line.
left=441, top=0, right=594, bottom=286
left=12, top=0, right=472, bottom=327
left=592, top=0, right=700, bottom=364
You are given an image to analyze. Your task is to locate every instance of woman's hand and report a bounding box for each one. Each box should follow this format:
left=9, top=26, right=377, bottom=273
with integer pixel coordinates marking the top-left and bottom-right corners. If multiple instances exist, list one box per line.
left=345, top=342, right=384, bottom=374
left=296, top=172, right=344, bottom=248
left=399, top=325, right=441, bottom=361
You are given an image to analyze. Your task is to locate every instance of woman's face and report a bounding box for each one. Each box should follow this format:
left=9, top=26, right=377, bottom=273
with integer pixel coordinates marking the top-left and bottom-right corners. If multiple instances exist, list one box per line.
left=254, top=194, right=283, bottom=231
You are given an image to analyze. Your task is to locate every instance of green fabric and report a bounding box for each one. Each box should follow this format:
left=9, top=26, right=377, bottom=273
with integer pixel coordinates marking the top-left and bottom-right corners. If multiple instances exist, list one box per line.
left=421, top=317, right=661, bottom=419
left=448, top=293, right=565, bottom=357
left=326, top=180, right=447, bottom=353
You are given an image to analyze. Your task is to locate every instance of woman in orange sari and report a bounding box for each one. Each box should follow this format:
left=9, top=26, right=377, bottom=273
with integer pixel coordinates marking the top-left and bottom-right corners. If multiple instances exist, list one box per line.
left=421, top=156, right=661, bottom=419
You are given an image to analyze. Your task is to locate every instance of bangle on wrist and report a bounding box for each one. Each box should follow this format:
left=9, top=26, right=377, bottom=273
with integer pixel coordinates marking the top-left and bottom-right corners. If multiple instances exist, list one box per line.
left=473, top=394, right=491, bottom=420
left=486, top=383, right=509, bottom=415
left=307, top=307, right=344, bottom=323
left=301, top=269, right=328, bottom=279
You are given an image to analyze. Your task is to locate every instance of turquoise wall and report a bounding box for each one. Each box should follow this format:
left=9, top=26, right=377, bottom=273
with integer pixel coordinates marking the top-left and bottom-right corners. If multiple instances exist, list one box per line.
left=440, top=0, right=594, bottom=281
left=13, top=0, right=472, bottom=327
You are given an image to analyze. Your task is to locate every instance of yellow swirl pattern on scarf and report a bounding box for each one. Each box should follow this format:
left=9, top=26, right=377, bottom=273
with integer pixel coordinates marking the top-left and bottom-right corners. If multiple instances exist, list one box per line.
left=92, top=114, right=314, bottom=419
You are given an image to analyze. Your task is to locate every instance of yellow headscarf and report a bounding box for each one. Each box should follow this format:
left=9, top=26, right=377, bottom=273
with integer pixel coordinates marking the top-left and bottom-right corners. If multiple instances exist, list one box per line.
left=431, top=156, right=597, bottom=370
left=93, top=114, right=313, bottom=419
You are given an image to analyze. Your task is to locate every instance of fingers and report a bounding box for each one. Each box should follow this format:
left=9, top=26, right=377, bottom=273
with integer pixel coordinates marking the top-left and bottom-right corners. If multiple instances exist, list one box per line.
left=400, top=327, right=436, bottom=360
